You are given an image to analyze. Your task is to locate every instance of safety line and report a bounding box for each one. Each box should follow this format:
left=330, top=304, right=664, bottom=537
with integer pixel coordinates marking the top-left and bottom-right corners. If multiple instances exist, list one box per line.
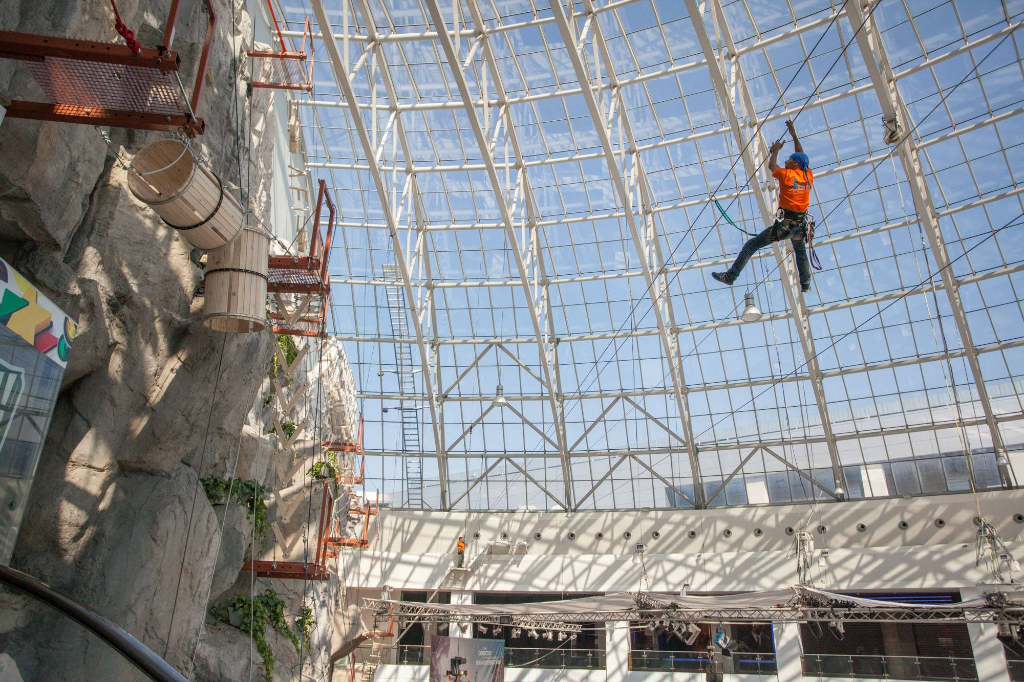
left=535, top=13, right=1021, bottom=499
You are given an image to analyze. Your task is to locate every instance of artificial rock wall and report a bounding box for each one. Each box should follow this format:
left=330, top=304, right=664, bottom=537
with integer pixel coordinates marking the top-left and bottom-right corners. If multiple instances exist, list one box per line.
left=0, top=1, right=354, bottom=680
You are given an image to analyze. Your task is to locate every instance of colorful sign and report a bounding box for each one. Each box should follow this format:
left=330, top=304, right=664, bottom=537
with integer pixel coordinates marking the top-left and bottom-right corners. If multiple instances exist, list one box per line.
left=0, top=257, right=78, bottom=367
left=430, top=637, right=505, bottom=682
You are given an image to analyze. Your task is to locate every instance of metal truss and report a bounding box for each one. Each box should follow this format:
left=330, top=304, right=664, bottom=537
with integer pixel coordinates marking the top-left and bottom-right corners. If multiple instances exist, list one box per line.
left=362, top=599, right=1024, bottom=626
left=422, top=0, right=572, bottom=508
left=841, top=0, right=1013, bottom=488
left=310, top=0, right=448, bottom=507
left=683, top=0, right=845, bottom=496
left=298, top=1, right=1024, bottom=511
left=549, top=0, right=705, bottom=507
left=348, top=0, right=452, bottom=506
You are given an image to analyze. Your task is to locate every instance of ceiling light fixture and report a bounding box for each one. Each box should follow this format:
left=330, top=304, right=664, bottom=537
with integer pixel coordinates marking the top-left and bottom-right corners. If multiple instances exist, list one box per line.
left=741, top=292, right=762, bottom=322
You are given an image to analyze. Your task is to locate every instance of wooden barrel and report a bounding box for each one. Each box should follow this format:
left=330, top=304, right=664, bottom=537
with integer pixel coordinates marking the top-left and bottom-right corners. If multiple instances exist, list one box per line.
left=203, top=226, right=270, bottom=333
left=127, top=139, right=244, bottom=251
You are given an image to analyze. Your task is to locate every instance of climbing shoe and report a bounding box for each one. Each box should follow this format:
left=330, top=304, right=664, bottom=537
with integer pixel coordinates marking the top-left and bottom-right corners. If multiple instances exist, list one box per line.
left=711, top=271, right=734, bottom=286
left=801, top=282, right=811, bottom=293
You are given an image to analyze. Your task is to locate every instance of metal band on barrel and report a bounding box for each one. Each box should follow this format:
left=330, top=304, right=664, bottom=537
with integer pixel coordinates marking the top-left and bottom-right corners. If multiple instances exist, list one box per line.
left=205, top=267, right=269, bottom=282
left=163, top=171, right=226, bottom=231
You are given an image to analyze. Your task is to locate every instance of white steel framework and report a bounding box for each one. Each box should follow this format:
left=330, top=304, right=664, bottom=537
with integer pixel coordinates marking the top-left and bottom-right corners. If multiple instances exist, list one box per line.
left=287, top=0, right=1024, bottom=511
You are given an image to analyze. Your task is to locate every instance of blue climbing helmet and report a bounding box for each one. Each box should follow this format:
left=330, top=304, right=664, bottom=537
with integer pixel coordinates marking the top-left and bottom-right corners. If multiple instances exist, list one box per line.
left=789, top=152, right=810, bottom=170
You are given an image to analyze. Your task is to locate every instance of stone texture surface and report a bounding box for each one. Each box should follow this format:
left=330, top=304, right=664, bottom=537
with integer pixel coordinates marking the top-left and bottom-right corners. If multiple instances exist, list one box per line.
left=0, top=0, right=355, bottom=680
left=193, top=623, right=299, bottom=682
left=0, top=654, right=25, bottom=682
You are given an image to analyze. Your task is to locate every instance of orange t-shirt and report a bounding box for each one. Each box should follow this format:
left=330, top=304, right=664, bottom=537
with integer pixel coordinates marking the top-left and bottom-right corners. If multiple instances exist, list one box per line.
left=773, top=166, right=814, bottom=212
left=457, top=540, right=466, bottom=552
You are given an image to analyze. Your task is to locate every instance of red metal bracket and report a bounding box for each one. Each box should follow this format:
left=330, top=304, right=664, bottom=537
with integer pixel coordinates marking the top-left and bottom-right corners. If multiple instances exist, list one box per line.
left=0, top=0, right=214, bottom=135
left=248, top=16, right=314, bottom=91
left=322, top=414, right=364, bottom=454
left=242, top=484, right=333, bottom=581
left=269, top=179, right=335, bottom=337
left=268, top=179, right=335, bottom=294
left=323, top=491, right=378, bottom=555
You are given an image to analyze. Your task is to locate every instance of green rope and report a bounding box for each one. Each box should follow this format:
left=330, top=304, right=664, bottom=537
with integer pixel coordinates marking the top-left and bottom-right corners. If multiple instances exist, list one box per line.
left=715, top=199, right=758, bottom=236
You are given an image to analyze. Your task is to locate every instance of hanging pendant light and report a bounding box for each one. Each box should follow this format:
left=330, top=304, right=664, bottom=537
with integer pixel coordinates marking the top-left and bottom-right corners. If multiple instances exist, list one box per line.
left=741, top=292, right=762, bottom=322
left=493, top=384, right=507, bottom=407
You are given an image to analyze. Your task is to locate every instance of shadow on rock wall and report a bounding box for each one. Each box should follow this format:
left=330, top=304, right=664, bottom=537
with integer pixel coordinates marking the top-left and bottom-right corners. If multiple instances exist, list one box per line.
left=0, top=0, right=280, bottom=679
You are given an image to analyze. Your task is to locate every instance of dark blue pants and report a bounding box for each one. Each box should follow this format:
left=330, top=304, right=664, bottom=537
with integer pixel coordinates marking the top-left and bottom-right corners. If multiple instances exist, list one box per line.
left=725, top=217, right=811, bottom=288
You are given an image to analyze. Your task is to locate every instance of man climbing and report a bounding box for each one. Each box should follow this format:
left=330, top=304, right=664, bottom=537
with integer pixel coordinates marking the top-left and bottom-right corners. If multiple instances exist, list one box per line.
left=712, top=120, right=814, bottom=292
left=456, top=536, right=466, bottom=568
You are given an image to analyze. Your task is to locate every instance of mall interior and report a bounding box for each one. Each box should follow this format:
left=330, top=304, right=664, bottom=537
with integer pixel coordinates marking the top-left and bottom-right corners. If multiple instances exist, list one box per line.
left=0, top=0, right=1023, bottom=680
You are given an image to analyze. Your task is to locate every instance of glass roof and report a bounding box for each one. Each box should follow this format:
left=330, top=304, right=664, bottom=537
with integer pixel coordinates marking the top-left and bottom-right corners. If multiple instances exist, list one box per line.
left=281, top=0, right=1024, bottom=510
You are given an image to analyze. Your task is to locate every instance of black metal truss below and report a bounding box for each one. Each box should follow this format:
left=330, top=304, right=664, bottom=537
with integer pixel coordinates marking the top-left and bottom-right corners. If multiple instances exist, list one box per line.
left=361, top=600, right=1024, bottom=626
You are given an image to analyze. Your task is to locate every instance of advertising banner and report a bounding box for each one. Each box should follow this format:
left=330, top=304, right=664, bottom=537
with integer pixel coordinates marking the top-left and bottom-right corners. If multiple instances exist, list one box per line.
left=429, top=636, right=504, bottom=682
left=0, top=257, right=76, bottom=564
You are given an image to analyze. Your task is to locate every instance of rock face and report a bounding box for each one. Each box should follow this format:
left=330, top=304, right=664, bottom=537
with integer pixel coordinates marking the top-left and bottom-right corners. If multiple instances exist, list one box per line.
left=0, top=1, right=350, bottom=680
left=0, top=654, right=25, bottom=682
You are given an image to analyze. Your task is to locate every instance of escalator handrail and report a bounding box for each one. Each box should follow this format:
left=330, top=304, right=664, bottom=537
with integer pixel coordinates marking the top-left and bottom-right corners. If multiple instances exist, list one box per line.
left=0, top=564, right=188, bottom=682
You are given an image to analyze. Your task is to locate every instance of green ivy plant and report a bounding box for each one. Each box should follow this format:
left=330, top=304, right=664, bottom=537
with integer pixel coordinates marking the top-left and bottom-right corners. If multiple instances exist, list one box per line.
left=211, top=589, right=307, bottom=682
left=296, top=605, right=315, bottom=655
left=267, top=334, right=302, bottom=406
left=270, top=334, right=300, bottom=379
left=201, top=476, right=231, bottom=505
left=309, top=450, right=339, bottom=480
left=200, top=476, right=270, bottom=540
left=266, top=421, right=296, bottom=439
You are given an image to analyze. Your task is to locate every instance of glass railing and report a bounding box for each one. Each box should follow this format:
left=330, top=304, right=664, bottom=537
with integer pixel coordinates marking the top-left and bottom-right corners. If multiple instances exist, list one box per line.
left=630, top=649, right=713, bottom=672
left=733, top=652, right=779, bottom=674
left=395, top=644, right=427, bottom=665
left=630, top=649, right=776, bottom=673
left=391, top=644, right=604, bottom=669
left=505, top=647, right=605, bottom=669
left=802, top=653, right=979, bottom=680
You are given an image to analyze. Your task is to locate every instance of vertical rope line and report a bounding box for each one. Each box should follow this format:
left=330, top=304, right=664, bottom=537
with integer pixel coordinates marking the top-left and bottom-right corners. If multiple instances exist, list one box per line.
left=187, top=426, right=246, bottom=675
left=164, top=335, right=228, bottom=659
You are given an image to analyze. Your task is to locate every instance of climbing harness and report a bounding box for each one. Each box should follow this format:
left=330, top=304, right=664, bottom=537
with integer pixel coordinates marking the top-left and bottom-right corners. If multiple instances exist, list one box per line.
left=109, top=0, right=141, bottom=54
left=771, top=207, right=821, bottom=270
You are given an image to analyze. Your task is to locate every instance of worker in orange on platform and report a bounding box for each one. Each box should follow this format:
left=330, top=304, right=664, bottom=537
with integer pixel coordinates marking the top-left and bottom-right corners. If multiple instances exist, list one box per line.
left=712, top=120, right=814, bottom=292
left=456, top=536, right=466, bottom=568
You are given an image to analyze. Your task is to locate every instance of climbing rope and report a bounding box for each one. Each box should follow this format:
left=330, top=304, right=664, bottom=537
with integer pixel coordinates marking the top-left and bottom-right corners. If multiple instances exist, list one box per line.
left=805, top=213, right=822, bottom=271
left=714, top=199, right=758, bottom=236
left=109, top=0, right=141, bottom=54
left=553, top=13, right=1022, bottom=481
left=262, top=0, right=289, bottom=53
left=508, top=1, right=870, bottom=475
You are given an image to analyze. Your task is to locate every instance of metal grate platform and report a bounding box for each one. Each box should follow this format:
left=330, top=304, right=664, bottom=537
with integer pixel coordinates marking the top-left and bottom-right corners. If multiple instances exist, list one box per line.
left=0, top=1, right=214, bottom=135
left=26, top=57, right=183, bottom=114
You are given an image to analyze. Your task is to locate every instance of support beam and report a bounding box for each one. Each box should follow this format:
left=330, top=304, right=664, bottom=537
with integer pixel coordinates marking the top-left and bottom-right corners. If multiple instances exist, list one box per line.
left=423, top=0, right=572, bottom=508
left=310, top=0, right=448, bottom=507
left=687, top=0, right=846, bottom=497
left=550, top=0, right=706, bottom=507
left=843, top=0, right=1013, bottom=487
left=351, top=0, right=452, bottom=499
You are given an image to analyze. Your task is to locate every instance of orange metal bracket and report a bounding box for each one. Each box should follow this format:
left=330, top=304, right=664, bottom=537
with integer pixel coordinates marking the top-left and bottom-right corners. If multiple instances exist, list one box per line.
left=322, top=414, right=364, bottom=454
left=242, top=484, right=332, bottom=581
left=269, top=179, right=335, bottom=337
left=248, top=16, right=314, bottom=91
left=323, top=491, right=378, bottom=553
left=0, top=0, right=214, bottom=135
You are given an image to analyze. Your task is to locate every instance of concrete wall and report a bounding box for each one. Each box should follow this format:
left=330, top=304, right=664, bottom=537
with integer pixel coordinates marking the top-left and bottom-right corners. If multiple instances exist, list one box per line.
left=343, top=490, right=1023, bottom=680
left=347, top=491, right=1024, bottom=593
